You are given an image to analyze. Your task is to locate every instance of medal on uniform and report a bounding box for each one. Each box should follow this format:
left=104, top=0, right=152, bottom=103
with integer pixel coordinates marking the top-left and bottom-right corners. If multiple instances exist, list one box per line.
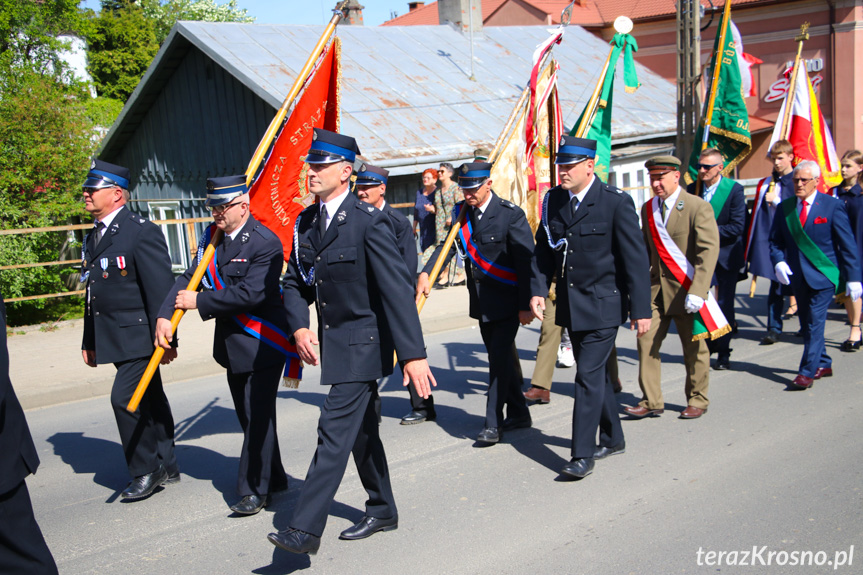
left=100, top=257, right=109, bottom=279
left=117, top=256, right=127, bottom=276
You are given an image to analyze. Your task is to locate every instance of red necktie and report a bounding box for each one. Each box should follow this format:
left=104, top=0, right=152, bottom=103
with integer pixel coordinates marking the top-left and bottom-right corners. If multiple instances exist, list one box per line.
left=799, top=200, right=808, bottom=228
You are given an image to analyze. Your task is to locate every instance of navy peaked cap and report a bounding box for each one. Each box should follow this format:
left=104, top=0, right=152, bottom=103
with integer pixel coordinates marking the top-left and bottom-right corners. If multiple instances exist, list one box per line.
left=205, top=175, right=248, bottom=207
left=355, top=163, right=389, bottom=186
left=555, top=136, right=597, bottom=165
left=84, top=159, right=131, bottom=190
left=305, top=128, right=360, bottom=164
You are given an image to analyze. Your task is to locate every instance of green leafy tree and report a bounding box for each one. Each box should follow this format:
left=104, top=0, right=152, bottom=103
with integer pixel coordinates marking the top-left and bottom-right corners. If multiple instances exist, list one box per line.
left=0, top=1, right=97, bottom=325
left=141, top=0, right=255, bottom=45
left=86, top=0, right=159, bottom=101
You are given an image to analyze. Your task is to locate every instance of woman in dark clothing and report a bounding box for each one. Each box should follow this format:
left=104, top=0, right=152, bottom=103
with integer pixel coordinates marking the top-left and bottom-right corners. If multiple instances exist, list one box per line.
left=832, top=149, right=863, bottom=351
left=414, top=168, right=438, bottom=265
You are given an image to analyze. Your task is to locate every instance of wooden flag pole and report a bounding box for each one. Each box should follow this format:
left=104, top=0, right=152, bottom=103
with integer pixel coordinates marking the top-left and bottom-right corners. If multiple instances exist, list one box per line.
left=127, top=3, right=349, bottom=413
left=748, top=23, right=809, bottom=298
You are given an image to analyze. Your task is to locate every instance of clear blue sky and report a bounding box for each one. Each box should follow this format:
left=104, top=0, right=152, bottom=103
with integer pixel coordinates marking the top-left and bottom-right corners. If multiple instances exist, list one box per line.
left=78, top=1, right=407, bottom=26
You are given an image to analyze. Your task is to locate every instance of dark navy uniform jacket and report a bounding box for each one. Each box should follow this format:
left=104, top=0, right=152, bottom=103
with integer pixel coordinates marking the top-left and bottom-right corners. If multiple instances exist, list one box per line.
left=423, top=192, right=542, bottom=323
left=159, top=216, right=288, bottom=374
left=82, top=206, right=175, bottom=364
left=534, top=180, right=651, bottom=332
left=770, top=193, right=861, bottom=291
left=381, top=202, right=418, bottom=280
left=687, top=178, right=746, bottom=273
left=833, top=184, right=863, bottom=283
left=283, top=193, right=426, bottom=385
left=0, top=295, right=40, bottom=495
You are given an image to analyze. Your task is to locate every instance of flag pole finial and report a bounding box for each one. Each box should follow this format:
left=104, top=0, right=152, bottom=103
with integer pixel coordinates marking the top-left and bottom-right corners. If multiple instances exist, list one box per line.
left=614, top=16, right=633, bottom=34
left=796, top=22, right=810, bottom=42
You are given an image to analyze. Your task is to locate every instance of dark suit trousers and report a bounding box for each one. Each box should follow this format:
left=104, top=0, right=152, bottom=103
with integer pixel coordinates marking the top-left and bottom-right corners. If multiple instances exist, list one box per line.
left=767, top=280, right=785, bottom=334
left=479, top=317, right=529, bottom=428
left=796, top=284, right=834, bottom=377
left=291, top=381, right=396, bottom=537
left=111, top=358, right=176, bottom=477
left=0, top=480, right=58, bottom=575
left=569, top=327, right=622, bottom=459
left=709, top=267, right=738, bottom=358
left=407, top=372, right=434, bottom=412
left=227, top=365, right=288, bottom=496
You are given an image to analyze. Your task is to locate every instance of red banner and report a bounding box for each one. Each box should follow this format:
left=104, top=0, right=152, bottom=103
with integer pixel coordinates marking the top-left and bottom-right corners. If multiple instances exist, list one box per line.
left=249, top=38, right=341, bottom=259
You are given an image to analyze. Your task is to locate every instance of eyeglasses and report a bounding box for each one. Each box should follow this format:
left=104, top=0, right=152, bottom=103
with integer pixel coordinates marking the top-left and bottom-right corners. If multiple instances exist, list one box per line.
left=208, top=201, right=244, bottom=214
left=792, top=177, right=815, bottom=185
left=82, top=186, right=115, bottom=195
left=696, top=162, right=721, bottom=170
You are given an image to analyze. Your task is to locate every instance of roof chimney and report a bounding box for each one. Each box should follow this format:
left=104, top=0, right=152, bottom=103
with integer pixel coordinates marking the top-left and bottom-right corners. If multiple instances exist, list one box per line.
left=340, top=0, right=364, bottom=26
left=408, top=1, right=425, bottom=12
left=438, top=0, right=482, bottom=34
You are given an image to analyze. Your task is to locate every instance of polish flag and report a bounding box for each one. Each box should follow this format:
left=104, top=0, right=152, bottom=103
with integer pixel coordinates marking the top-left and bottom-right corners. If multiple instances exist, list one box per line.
left=768, top=62, right=841, bottom=192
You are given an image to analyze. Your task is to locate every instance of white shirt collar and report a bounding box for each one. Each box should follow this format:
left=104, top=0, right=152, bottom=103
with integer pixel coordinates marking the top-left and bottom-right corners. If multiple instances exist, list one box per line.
left=704, top=175, right=721, bottom=196
left=798, top=190, right=818, bottom=206
left=321, top=188, right=351, bottom=228
left=95, top=204, right=125, bottom=230
left=476, top=191, right=493, bottom=216
left=228, top=218, right=248, bottom=240
left=568, top=175, right=595, bottom=205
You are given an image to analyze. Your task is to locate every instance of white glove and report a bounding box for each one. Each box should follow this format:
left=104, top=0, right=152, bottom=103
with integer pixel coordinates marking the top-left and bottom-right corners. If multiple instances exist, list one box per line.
left=846, top=281, right=863, bottom=301
left=684, top=294, right=704, bottom=314
left=774, top=261, right=793, bottom=285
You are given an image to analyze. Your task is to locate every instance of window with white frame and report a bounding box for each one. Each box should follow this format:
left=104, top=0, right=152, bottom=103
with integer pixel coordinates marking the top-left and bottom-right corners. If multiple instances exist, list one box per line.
left=148, top=202, right=189, bottom=271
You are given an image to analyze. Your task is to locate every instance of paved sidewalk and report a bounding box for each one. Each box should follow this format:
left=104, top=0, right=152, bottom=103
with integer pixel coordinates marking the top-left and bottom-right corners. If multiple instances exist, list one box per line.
left=9, top=281, right=472, bottom=410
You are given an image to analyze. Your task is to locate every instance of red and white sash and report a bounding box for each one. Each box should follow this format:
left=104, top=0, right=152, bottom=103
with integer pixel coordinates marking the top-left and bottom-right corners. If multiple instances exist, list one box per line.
left=646, top=195, right=731, bottom=341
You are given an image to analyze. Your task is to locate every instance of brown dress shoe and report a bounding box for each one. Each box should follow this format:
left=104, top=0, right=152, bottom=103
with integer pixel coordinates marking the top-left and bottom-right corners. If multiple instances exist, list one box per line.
left=623, top=405, right=664, bottom=418
left=790, top=374, right=814, bottom=389
left=523, top=386, right=550, bottom=404
left=813, top=367, right=833, bottom=380
left=680, top=406, right=706, bottom=419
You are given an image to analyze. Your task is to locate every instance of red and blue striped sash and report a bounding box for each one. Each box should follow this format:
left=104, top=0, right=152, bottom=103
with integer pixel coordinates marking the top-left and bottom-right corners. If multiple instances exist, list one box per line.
left=454, top=204, right=517, bottom=286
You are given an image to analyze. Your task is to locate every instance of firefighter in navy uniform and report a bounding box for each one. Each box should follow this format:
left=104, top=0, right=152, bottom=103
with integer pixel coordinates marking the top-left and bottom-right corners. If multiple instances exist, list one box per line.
left=156, top=175, right=290, bottom=516
left=417, top=162, right=542, bottom=445
left=268, top=129, right=435, bottom=556
left=354, top=163, right=435, bottom=424
left=80, top=159, right=179, bottom=501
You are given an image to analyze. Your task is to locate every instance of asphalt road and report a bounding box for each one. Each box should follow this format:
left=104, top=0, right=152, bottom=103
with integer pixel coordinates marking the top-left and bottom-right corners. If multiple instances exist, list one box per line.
left=23, top=296, right=863, bottom=574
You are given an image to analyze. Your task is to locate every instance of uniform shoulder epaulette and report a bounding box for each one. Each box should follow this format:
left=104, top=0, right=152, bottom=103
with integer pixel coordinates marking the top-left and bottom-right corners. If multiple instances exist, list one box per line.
left=253, top=222, right=276, bottom=239
left=130, top=214, right=146, bottom=225
left=602, top=183, right=624, bottom=195
left=357, top=202, right=378, bottom=216
left=500, top=199, right=516, bottom=209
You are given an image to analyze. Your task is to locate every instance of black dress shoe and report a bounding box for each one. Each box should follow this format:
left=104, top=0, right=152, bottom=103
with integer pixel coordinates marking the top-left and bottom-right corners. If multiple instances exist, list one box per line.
left=164, top=469, right=181, bottom=485
left=400, top=409, right=436, bottom=425
left=760, top=331, right=780, bottom=345
left=476, top=427, right=500, bottom=443
left=501, top=414, right=532, bottom=431
left=714, top=356, right=730, bottom=370
left=593, top=442, right=626, bottom=460
left=840, top=339, right=861, bottom=352
left=561, top=457, right=595, bottom=479
left=121, top=465, right=168, bottom=500
left=268, top=528, right=321, bottom=555
left=230, top=494, right=270, bottom=515
left=339, top=515, right=398, bottom=540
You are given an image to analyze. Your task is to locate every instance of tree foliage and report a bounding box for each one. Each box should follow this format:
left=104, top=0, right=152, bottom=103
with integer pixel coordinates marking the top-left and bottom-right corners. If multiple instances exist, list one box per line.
left=141, top=0, right=254, bottom=45
left=0, top=1, right=96, bottom=324
left=86, top=0, right=159, bottom=101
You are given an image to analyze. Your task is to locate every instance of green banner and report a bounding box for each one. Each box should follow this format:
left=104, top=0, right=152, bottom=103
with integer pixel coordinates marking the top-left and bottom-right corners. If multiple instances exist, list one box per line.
left=686, top=13, right=751, bottom=184
left=571, top=33, right=639, bottom=184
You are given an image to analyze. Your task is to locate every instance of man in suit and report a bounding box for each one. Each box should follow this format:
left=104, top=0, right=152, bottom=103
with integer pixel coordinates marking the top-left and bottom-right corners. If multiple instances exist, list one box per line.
left=416, top=162, right=541, bottom=445
left=354, top=163, right=434, bottom=425
left=530, top=136, right=651, bottom=479
left=0, top=295, right=58, bottom=574
left=624, top=156, right=720, bottom=420
left=80, top=159, right=179, bottom=500
left=156, top=175, right=289, bottom=515
left=769, top=160, right=862, bottom=389
left=687, top=148, right=746, bottom=370
left=268, top=129, right=435, bottom=555
left=747, top=140, right=796, bottom=344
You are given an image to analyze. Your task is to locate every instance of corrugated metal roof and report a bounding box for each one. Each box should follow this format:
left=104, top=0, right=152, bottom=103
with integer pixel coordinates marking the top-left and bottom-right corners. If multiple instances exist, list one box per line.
left=101, top=21, right=675, bottom=174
